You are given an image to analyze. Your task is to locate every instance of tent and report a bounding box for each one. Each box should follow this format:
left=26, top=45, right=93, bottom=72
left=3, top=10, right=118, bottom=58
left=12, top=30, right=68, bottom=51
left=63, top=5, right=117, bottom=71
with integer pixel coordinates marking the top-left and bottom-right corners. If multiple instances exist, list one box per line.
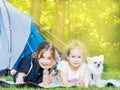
left=0, top=0, right=44, bottom=70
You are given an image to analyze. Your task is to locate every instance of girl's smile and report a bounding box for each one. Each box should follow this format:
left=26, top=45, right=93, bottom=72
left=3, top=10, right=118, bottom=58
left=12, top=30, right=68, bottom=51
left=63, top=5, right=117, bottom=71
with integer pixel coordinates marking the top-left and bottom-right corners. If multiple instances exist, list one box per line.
left=38, top=50, right=54, bottom=69
left=67, top=48, right=83, bottom=70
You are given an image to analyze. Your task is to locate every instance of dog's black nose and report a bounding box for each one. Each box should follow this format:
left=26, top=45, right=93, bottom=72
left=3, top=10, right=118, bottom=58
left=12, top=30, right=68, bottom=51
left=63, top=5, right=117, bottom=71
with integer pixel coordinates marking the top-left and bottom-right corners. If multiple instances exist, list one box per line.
left=97, top=64, right=100, bottom=67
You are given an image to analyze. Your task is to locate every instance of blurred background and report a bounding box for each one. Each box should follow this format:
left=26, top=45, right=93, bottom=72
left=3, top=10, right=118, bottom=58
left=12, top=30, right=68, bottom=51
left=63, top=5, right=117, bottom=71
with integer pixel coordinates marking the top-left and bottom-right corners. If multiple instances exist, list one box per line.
left=7, top=0, right=120, bottom=71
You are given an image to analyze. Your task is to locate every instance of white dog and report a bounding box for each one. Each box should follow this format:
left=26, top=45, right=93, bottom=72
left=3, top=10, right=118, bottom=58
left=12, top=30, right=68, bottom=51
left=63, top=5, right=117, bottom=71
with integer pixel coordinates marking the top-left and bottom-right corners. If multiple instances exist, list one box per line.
left=84, top=55, right=104, bottom=87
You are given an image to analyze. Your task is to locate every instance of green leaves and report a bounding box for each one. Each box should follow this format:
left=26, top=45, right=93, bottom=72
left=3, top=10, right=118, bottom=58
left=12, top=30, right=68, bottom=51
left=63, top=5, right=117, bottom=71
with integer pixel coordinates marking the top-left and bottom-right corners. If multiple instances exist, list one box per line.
left=8, top=0, right=120, bottom=69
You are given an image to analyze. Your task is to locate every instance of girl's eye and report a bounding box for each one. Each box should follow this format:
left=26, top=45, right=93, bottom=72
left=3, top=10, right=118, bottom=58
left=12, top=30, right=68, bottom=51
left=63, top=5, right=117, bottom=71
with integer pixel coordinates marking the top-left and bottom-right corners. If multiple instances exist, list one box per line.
left=72, top=56, right=75, bottom=58
left=78, top=56, right=81, bottom=58
left=47, top=57, right=51, bottom=59
left=41, top=56, right=44, bottom=58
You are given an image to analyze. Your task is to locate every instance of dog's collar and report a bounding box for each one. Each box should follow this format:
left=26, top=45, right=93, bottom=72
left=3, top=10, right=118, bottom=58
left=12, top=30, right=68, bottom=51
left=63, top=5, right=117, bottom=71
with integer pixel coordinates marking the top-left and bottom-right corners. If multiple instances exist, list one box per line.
left=91, top=73, right=94, bottom=79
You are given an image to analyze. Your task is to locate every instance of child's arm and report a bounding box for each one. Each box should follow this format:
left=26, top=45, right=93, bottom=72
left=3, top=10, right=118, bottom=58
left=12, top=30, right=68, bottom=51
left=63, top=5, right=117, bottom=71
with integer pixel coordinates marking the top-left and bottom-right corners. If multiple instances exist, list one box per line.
left=75, top=80, right=85, bottom=87
left=38, top=62, right=55, bottom=87
left=16, top=72, right=26, bottom=84
left=43, top=69, right=52, bottom=84
left=59, top=70, right=68, bottom=86
left=38, top=69, right=53, bottom=87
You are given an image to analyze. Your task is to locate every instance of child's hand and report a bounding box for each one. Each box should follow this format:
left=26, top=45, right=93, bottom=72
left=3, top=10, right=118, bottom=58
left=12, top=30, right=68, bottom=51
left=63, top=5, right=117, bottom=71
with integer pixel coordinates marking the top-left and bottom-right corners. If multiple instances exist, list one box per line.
left=38, top=82, right=48, bottom=87
left=75, top=80, right=85, bottom=87
left=10, top=69, right=17, bottom=76
left=48, top=60, right=56, bottom=69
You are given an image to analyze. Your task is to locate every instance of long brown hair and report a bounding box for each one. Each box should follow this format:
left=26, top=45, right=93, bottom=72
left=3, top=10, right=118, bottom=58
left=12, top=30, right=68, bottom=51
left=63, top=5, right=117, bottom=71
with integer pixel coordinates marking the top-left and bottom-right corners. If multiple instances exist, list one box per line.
left=32, top=41, right=56, bottom=71
left=34, top=41, right=56, bottom=61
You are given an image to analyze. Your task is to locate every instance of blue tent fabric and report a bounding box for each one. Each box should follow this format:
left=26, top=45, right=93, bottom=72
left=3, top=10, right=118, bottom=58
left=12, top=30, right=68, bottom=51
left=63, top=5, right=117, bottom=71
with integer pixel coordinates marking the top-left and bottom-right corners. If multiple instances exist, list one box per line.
left=0, top=0, right=31, bottom=69
left=12, top=22, right=44, bottom=70
left=0, top=0, right=44, bottom=70
left=0, top=0, right=45, bottom=77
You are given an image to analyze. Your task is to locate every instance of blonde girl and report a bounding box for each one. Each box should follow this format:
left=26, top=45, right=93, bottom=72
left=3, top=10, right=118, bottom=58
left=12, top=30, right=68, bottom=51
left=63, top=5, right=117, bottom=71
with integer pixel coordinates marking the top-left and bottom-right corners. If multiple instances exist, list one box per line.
left=56, top=40, right=88, bottom=87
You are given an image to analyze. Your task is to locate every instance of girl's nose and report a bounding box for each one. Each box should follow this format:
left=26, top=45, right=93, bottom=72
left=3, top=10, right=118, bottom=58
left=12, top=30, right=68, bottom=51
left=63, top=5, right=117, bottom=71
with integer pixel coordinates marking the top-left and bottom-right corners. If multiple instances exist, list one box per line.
left=42, top=58, right=47, bottom=63
left=44, top=59, right=47, bottom=63
left=75, top=57, right=79, bottom=61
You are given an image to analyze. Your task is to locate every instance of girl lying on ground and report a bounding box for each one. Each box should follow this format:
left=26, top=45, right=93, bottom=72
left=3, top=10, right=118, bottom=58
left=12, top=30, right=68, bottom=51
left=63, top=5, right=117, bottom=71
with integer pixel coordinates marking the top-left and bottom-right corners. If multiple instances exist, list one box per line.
left=11, top=41, right=58, bottom=87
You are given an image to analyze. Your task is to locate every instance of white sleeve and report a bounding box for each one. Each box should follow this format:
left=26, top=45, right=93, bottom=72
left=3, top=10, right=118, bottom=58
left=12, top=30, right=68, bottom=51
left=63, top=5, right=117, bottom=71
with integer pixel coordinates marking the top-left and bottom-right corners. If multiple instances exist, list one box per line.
left=57, top=60, right=68, bottom=73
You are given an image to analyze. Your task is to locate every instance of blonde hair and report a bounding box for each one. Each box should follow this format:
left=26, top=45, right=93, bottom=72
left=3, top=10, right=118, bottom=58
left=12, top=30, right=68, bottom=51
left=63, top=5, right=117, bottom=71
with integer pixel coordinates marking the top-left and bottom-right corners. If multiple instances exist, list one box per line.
left=62, top=40, right=88, bottom=62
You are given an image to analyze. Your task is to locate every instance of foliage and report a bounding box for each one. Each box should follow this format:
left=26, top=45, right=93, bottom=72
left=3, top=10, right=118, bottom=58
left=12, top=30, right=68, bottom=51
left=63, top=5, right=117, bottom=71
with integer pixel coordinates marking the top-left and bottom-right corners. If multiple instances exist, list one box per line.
left=7, top=0, right=120, bottom=69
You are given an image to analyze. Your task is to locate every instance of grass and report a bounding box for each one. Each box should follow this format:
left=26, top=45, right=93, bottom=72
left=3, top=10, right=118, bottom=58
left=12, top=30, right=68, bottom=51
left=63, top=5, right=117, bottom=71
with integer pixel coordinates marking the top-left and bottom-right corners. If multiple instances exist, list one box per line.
left=0, top=68, right=120, bottom=90
left=1, top=86, right=120, bottom=90
left=102, top=68, right=120, bottom=80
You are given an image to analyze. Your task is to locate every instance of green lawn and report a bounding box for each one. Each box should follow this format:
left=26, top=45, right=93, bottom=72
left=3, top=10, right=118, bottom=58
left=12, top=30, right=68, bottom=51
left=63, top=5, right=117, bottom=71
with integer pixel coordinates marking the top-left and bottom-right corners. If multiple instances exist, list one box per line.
left=1, top=86, right=120, bottom=90
left=102, top=68, right=120, bottom=80
left=0, top=69, right=120, bottom=90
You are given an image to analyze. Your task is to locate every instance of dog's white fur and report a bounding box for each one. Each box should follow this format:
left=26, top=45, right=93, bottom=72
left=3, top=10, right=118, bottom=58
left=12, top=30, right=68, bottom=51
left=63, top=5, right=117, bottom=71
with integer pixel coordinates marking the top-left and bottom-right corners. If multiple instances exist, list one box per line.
left=84, top=55, right=104, bottom=87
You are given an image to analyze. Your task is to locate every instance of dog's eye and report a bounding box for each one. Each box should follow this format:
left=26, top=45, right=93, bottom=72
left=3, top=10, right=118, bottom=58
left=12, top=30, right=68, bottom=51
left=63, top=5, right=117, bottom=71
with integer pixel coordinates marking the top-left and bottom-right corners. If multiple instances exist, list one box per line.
left=94, top=62, right=97, bottom=64
left=99, top=62, right=101, bottom=63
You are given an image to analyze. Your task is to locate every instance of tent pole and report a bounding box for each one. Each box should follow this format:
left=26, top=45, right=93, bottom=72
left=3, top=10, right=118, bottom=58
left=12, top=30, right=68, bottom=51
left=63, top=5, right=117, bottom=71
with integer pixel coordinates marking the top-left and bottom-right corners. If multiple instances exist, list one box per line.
left=3, top=0, right=12, bottom=68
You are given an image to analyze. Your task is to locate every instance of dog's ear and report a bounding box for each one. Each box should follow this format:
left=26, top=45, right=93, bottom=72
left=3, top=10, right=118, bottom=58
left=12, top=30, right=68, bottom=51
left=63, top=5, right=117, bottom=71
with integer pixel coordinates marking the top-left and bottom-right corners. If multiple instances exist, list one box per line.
left=99, top=55, right=104, bottom=61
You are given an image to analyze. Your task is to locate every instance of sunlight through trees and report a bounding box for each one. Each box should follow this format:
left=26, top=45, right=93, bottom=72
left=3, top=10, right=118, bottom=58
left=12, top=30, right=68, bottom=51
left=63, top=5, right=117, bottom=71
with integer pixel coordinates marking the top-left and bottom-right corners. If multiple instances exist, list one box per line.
left=7, top=0, right=120, bottom=69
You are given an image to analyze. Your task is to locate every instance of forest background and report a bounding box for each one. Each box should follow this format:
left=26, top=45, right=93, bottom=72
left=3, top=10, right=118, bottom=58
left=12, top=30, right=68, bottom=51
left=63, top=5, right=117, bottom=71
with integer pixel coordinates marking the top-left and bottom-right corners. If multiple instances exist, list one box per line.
left=7, top=0, right=120, bottom=72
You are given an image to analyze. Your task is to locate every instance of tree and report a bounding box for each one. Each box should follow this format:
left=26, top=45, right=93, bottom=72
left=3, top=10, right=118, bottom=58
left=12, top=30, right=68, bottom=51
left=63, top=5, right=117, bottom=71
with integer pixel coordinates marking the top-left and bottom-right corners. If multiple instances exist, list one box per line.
left=31, top=0, right=41, bottom=29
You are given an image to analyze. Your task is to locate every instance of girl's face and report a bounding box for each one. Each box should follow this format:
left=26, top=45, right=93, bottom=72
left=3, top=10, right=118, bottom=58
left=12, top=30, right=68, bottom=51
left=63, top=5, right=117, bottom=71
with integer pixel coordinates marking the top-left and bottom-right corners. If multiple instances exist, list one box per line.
left=67, top=48, right=83, bottom=68
left=38, top=50, right=55, bottom=69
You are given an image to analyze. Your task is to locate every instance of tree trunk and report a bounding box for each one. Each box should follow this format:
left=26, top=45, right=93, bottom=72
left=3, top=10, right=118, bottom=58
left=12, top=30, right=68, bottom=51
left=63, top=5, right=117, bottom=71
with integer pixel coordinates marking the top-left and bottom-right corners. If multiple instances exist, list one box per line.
left=31, top=0, right=41, bottom=30
left=54, top=0, right=66, bottom=51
